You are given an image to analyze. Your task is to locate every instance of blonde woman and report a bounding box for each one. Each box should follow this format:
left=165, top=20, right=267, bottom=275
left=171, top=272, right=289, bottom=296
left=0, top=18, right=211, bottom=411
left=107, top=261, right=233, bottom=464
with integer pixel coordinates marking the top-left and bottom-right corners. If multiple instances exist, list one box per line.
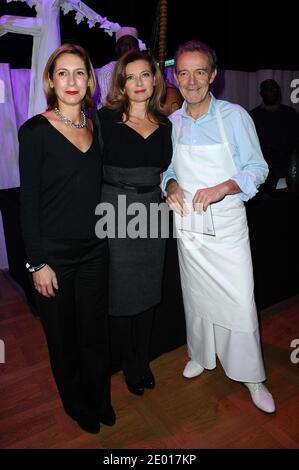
left=19, top=44, right=114, bottom=433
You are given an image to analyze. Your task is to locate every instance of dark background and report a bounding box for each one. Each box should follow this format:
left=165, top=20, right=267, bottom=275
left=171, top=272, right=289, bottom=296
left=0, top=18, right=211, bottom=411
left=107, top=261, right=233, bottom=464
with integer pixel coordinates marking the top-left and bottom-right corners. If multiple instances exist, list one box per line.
left=0, top=0, right=299, bottom=71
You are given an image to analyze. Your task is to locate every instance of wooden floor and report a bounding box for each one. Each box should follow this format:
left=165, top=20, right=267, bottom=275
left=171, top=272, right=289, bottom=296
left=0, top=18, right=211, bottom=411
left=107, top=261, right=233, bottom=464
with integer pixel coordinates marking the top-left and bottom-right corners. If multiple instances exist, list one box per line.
left=0, top=270, right=299, bottom=449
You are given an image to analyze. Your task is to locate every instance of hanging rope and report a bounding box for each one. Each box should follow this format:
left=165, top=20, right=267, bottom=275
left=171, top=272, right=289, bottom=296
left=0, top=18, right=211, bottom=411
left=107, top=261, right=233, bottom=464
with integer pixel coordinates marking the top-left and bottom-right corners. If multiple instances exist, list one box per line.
left=158, top=0, right=168, bottom=72
left=148, top=1, right=161, bottom=60
left=148, top=0, right=182, bottom=115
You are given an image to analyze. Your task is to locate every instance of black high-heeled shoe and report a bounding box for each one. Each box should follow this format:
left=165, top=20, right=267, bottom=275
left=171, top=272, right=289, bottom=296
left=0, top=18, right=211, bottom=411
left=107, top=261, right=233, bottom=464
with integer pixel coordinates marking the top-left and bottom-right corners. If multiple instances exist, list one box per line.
left=142, top=372, right=155, bottom=389
left=76, top=416, right=101, bottom=434
left=65, top=407, right=101, bottom=433
left=125, top=379, right=144, bottom=396
left=99, top=406, right=116, bottom=426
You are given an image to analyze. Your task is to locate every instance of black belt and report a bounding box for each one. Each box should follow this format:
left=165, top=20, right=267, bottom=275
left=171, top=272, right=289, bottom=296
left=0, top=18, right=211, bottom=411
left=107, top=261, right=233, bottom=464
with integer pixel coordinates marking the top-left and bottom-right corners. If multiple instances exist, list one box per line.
left=104, top=180, right=158, bottom=193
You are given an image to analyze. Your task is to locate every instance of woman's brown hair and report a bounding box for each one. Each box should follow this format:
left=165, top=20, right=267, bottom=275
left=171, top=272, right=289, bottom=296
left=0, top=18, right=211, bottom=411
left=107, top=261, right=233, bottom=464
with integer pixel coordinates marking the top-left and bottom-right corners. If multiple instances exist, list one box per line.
left=106, top=50, right=167, bottom=124
left=43, top=43, right=96, bottom=111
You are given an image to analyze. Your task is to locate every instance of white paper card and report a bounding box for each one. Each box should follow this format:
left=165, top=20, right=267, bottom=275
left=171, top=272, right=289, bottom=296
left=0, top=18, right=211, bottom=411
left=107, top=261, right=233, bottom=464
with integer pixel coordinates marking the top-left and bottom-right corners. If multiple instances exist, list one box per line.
left=276, top=178, right=287, bottom=190
left=175, top=203, right=216, bottom=236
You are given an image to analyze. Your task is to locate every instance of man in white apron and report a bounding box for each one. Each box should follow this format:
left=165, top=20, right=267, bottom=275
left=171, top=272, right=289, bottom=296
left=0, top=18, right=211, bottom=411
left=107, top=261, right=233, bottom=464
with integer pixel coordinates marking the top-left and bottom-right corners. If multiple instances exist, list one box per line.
left=162, top=40, right=275, bottom=414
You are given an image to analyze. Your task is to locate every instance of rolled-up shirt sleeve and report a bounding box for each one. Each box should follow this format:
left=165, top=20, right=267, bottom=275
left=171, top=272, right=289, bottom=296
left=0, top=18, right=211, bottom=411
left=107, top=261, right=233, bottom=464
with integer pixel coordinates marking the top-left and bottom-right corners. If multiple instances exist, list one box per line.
left=230, top=109, right=269, bottom=201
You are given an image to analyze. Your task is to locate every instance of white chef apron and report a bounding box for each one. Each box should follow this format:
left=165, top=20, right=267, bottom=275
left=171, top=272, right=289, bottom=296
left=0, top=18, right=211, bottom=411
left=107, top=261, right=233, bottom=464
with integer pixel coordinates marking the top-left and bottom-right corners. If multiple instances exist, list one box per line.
left=173, top=103, right=266, bottom=382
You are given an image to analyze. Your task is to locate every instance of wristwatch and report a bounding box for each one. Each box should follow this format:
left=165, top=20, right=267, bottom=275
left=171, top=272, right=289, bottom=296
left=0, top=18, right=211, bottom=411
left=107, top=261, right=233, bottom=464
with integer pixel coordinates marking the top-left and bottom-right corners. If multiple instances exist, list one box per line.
left=25, top=262, right=47, bottom=273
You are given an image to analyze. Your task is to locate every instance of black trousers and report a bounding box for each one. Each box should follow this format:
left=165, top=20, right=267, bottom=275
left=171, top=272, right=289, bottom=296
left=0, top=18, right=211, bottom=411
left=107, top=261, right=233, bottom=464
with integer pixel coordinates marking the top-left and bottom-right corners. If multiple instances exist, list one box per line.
left=33, top=238, right=111, bottom=420
left=110, top=308, right=154, bottom=383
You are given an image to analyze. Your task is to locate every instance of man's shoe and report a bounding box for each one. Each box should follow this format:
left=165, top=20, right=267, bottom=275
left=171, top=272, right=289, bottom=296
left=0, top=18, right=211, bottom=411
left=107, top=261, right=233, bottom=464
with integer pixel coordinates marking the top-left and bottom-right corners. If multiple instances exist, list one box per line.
left=183, top=360, right=204, bottom=378
left=99, top=406, right=116, bottom=426
left=141, top=372, right=155, bottom=389
left=125, top=379, right=144, bottom=396
left=244, top=382, right=276, bottom=414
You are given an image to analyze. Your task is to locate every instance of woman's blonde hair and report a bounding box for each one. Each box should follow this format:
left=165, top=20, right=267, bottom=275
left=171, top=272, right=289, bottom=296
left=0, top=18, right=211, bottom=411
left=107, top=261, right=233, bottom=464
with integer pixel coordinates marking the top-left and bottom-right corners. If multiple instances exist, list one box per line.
left=106, top=50, right=167, bottom=124
left=43, top=43, right=96, bottom=111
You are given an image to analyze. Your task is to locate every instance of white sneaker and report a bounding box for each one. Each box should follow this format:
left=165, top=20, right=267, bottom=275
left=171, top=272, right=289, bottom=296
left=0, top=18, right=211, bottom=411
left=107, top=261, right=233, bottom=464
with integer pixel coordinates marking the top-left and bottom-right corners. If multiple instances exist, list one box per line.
left=183, top=360, right=204, bottom=378
left=244, top=382, right=276, bottom=414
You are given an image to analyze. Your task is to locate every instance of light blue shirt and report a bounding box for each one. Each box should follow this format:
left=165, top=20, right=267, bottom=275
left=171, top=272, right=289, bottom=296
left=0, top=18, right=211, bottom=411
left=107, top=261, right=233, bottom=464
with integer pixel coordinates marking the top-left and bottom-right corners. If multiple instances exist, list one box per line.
left=162, top=94, right=269, bottom=201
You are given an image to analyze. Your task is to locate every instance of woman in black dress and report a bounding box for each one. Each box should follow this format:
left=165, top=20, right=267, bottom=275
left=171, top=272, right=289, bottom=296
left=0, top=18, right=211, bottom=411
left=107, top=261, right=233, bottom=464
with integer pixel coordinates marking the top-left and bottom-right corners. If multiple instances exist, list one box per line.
left=19, top=44, right=114, bottom=434
left=97, top=50, right=172, bottom=395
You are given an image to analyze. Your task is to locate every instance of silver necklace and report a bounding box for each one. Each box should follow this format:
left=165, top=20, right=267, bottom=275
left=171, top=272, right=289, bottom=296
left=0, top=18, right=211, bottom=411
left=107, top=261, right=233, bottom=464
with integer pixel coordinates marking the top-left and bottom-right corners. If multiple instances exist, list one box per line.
left=54, top=107, right=86, bottom=128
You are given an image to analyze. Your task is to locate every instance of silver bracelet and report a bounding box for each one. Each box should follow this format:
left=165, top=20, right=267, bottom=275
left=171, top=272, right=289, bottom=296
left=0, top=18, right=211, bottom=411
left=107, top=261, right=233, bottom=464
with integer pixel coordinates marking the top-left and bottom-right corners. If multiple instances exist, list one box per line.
left=25, top=262, right=47, bottom=273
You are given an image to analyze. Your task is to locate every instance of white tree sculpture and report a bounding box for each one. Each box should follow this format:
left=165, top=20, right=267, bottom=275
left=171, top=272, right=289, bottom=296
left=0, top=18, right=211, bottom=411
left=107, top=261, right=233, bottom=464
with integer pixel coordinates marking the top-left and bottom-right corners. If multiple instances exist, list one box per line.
left=0, top=0, right=146, bottom=117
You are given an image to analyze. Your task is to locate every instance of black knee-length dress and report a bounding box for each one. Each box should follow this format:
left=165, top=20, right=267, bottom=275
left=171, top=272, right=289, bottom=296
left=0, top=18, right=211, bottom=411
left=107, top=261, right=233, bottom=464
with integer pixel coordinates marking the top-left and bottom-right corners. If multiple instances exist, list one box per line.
left=98, top=107, right=172, bottom=316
